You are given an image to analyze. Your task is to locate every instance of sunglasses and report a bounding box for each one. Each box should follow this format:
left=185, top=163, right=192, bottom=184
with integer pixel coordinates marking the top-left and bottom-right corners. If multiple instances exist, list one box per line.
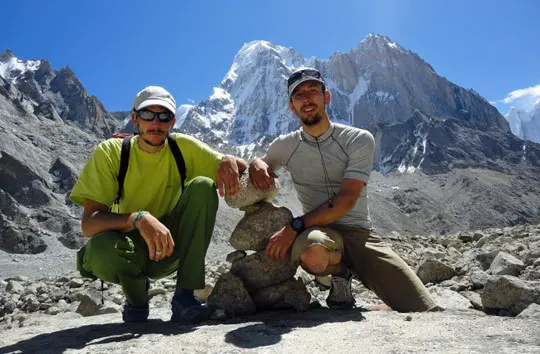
left=287, top=69, right=322, bottom=88
left=136, top=109, right=175, bottom=122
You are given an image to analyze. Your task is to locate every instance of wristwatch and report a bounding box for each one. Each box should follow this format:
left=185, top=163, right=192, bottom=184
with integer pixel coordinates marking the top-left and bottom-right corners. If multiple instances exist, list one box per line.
left=290, top=216, right=305, bottom=234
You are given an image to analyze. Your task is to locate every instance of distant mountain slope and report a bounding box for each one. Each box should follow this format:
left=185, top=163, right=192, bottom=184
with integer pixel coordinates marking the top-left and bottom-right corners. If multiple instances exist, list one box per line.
left=1, top=35, right=539, bottom=256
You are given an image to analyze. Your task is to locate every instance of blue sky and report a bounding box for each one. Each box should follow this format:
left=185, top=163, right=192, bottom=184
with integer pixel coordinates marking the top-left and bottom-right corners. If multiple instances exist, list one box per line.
left=4, top=0, right=539, bottom=113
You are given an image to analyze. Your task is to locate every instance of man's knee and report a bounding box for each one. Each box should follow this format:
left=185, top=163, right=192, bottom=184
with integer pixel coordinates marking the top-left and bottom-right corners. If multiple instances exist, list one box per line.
left=188, top=176, right=216, bottom=192
left=83, top=232, right=142, bottom=282
left=299, top=245, right=329, bottom=275
left=186, top=177, right=218, bottom=203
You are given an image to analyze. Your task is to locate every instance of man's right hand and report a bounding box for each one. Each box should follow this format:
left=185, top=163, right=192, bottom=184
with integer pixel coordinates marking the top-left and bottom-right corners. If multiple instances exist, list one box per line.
left=249, top=158, right=278, bottom=191
left=266, top=225, right=297, bottom=260
left=136, top=213, right=175, bottom=262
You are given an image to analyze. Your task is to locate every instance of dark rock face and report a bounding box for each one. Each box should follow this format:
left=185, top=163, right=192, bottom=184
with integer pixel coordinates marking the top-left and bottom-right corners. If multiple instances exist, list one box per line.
left=0, top=152, right=51, bottom=207
left=373, top=111, right=540, bottom=175
left=0, top=55, right=112, bottom=255
left=0, top=217, right=46, bottom=254
left=49, top=157, right=78, bottom=194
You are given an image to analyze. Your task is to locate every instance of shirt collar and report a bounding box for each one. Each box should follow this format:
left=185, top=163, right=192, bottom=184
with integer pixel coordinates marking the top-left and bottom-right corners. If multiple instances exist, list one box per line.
left=300, top=123, right=335, bottom=143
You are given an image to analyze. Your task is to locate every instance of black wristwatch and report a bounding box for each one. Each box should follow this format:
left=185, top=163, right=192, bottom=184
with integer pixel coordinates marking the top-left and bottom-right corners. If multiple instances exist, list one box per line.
left=290, top=216, right=305, bottom=234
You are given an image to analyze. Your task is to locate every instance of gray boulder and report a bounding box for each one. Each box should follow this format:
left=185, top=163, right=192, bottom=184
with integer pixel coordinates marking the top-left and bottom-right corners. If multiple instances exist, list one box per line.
left=230, top=251, right=297, bottom=291
left=224, top=171, right=280, bottom=209
left=481, top=275, right=540, bottom=316
left=416, top=259, right=457, bottom=284
left=489, top=252, right=526, bottom=276
left=251, top=278, right=311, bottom=312
left=229, top=202, right=293, bottom=251
left=206, top=272, right=257, bottom=317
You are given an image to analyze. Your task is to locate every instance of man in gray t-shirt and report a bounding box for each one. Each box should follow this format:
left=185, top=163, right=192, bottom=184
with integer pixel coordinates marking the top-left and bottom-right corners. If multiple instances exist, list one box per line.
left=249, top=68, right=439, bottom=312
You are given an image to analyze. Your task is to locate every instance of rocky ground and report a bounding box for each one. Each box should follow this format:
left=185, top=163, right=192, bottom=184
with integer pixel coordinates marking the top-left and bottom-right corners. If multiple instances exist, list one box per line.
left=1, top=220, right=539, bottom=352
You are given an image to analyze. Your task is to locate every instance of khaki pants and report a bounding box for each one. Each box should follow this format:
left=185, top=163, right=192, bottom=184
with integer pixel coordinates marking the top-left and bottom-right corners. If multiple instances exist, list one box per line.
left=292, top=224, right=438, bottom=312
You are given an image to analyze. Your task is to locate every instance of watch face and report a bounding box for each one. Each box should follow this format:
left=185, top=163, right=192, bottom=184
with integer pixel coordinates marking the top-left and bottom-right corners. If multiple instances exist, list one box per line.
left=292, top=217, right=304, bottom=231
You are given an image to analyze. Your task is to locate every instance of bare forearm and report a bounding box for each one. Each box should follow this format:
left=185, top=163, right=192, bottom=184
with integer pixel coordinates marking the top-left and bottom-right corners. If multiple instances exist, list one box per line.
left=81, top=211, right=137, bottom=237
left=303, top=193, right=357, bottom=228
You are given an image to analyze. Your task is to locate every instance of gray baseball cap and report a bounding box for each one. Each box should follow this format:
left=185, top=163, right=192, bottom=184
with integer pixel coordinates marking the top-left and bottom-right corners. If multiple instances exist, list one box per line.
left=133, top=86, right=177, bottom=114
left=287, top=68, right=325, bottom=98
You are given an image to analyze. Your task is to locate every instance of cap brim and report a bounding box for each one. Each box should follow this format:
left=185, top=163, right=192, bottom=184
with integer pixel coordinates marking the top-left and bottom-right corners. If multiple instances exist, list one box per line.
left=135, top=99, right=176, bottom=115
left=288, top=77, right=325, bottom=98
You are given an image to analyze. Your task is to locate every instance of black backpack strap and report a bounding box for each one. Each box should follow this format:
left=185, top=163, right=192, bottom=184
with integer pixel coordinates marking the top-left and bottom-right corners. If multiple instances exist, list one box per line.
left=115, top=135, right=132, bottom=206
left=167, top=134, right=186, bottom=190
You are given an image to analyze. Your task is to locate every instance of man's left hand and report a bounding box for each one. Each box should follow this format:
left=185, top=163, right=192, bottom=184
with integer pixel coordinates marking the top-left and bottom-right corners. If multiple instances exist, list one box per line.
left=217, top=155, right=244, bottom=197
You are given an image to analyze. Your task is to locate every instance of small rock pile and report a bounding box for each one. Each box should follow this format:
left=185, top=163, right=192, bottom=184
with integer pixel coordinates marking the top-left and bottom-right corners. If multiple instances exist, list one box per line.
left=206, top=202, right=311, bottom=318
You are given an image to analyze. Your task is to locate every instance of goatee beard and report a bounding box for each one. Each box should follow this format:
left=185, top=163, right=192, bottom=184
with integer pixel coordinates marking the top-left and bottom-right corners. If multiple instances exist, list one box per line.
left=302, top=113, right=322, bottom=126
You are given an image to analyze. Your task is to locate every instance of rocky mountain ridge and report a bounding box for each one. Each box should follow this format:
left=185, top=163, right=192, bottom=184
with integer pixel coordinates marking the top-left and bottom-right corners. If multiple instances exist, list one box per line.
left=178, top=35, right=508, bottom=152
left=0, top=35, right=539, bottom=259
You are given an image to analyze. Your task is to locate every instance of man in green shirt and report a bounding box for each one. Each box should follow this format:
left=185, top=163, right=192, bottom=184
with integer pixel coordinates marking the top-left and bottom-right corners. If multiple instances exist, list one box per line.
left=70, top=86, right=246, bottom=324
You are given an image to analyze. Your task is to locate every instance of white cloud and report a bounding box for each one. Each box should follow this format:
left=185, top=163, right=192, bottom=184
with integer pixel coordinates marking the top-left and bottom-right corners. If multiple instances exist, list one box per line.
left=187, top=98, right=195, bottom=104
left=493, top=84, right=540, bottom=112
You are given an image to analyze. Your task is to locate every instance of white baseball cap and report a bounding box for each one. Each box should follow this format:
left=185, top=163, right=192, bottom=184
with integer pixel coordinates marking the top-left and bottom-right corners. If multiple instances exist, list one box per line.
left=133, top=86, right=177, bottom=114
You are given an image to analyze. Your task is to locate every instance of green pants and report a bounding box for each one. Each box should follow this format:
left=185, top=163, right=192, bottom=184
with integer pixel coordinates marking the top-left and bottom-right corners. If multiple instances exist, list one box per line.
left=331, top=223, right=438, bottom=312
left=78, top=177, right=218, bottom=307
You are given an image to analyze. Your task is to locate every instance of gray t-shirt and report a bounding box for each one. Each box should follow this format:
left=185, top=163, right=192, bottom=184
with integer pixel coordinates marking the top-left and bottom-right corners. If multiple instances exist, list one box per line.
left=264, top=123, right=374, bottom=229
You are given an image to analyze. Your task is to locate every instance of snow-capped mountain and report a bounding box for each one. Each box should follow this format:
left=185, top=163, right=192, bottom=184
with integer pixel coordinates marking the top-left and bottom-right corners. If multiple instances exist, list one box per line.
left=0, top=49, right=121, bottom=137
left=1, top=39, right=540, bottom=256
left=505, top=102, right=540, bottom=143
left=177, top=34, right=509, bottom=158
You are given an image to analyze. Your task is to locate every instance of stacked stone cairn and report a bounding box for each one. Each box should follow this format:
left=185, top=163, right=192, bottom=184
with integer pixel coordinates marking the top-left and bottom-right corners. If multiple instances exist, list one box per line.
left=206, top=171, right=311, bottom=318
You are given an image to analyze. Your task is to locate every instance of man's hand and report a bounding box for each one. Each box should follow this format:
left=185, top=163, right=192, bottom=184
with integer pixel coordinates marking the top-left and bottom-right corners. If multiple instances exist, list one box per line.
left=136, top=213, right=175, bottom=262
left=217, top=155, right=245, bottom=197
left=249, top=158, right=278, bottom=191
left=266, top=225, right=297, bottom=260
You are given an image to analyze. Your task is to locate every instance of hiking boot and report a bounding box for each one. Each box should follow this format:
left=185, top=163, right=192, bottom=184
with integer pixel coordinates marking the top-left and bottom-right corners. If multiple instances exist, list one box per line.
left=122, top=303, right=150, bottom=322
left=122, top=277, right=150, bottom=323
left=170, top=289, right=211, bottom=324
left=326, top=274, right=356, bottom=309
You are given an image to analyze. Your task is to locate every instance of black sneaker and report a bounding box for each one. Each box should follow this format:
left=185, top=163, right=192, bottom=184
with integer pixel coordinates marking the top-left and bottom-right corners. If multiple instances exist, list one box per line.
left=326, top=274, right=356, bottom=309
left=170, top=290, right=210, bottom=324
left=122, top=277, right=150, bottom=323
left=122, top=303, right=149, bottom=322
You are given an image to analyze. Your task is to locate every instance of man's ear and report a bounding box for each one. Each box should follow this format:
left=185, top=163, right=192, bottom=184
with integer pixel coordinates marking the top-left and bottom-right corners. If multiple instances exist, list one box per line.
left=168, top=117, right=176, bottom=132
left=324, top=90, right=331, bottom=105
left=288, top=101, right=297, bottom=115
left=131, top=111, right=138, bottom=125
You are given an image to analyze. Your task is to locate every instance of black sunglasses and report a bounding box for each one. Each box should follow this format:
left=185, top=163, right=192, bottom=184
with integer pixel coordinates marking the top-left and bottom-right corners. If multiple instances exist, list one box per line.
left=287, top=69, right=322, bottom=88
left=136, top=109, right=175, bottom=122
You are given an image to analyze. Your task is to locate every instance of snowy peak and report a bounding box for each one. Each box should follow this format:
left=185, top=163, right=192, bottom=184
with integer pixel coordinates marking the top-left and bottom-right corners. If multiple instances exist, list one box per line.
left=175, top=34, right=508, bottom=161
left=359, top=33, right=406, bottom=53
left=505, top=102, right=540, bottom=143
left=0, top=51, right=42, bottom=85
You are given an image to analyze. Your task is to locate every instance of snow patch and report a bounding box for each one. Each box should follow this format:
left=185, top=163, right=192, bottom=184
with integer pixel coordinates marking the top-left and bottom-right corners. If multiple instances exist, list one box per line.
left=175, top=104, right=194, bottom=129
left=0, top=56, right=41, bottom=84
